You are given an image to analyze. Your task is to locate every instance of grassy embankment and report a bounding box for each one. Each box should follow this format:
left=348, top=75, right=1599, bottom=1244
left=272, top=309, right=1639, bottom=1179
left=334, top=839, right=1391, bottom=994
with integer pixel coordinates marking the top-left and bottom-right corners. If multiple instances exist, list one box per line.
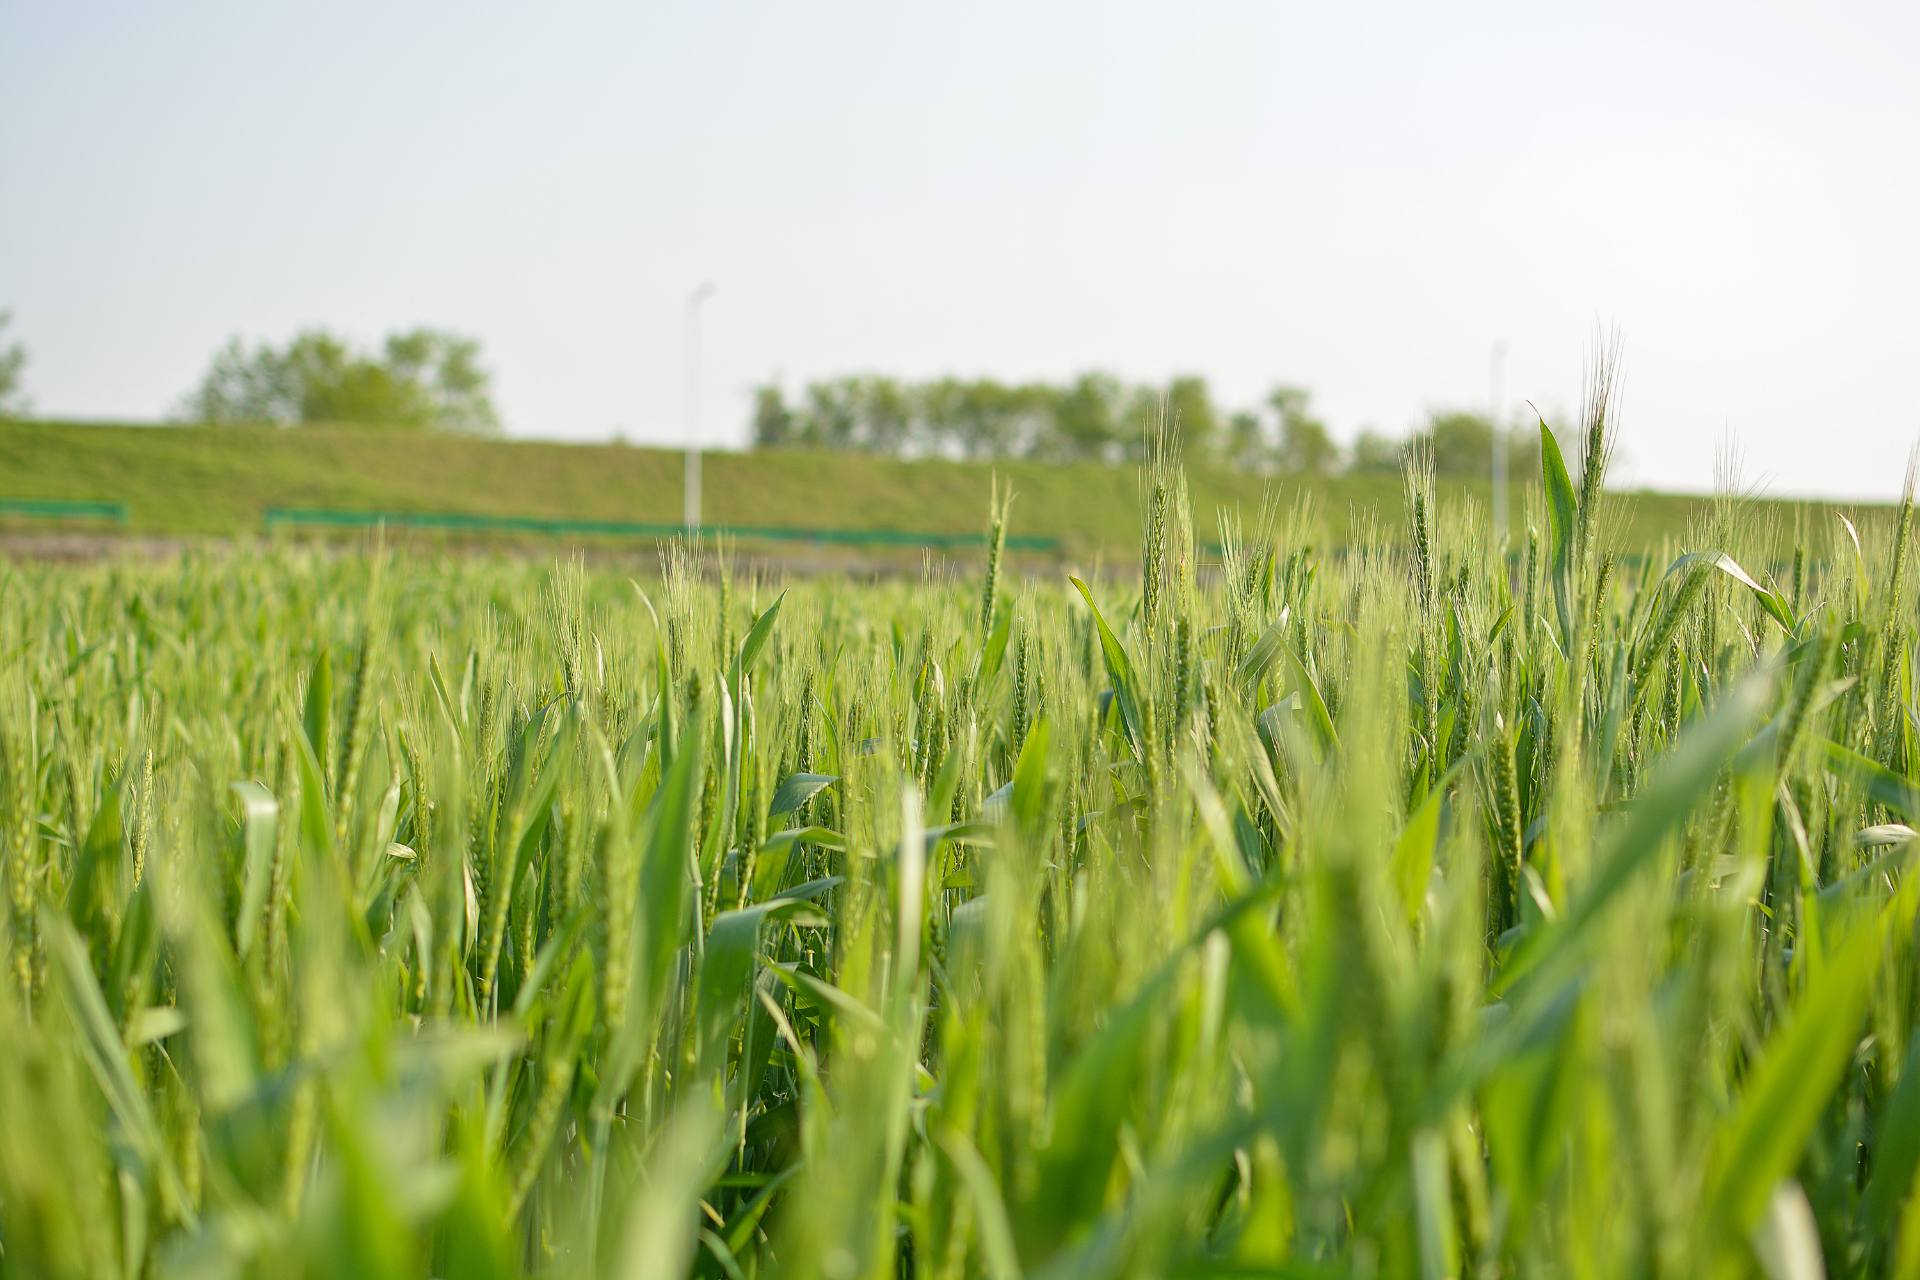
left=0, top=418, right=1862, bottom=561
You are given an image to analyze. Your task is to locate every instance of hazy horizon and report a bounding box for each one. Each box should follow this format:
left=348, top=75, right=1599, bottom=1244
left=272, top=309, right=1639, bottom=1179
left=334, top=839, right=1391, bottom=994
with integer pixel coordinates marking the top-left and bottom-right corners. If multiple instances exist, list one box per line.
left=4, top=1, right=1916, bottom=500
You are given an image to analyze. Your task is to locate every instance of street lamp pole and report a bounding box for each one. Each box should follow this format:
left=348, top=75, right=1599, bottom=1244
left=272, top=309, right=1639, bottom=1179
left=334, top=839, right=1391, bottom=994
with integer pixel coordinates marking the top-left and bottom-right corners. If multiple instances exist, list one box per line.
left=684, top=282, right=716, bottom=530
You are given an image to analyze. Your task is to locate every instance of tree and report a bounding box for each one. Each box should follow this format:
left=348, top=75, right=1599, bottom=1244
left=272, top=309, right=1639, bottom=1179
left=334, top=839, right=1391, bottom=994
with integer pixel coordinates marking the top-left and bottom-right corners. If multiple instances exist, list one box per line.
left=1417, top=410, right=1495, bottom=476
left=1161, top=375, right=1219, bottom=460
left=383, top=329, right=499, bottom=435
left=183, top=327, right=501, bottom=433
left=751, top=384, right=797, bottom=447
left=1269, top=386, right=1337, bottom=474
left=744, top=370, right=1488, bottom=476
left=915, top=379, right=965, bottom=458
left=918, top=379, right=1040, bottom=459
left=182, top=337, right=291, bottom=424
left=859, top=377, right=914, bottom=454
left=1224, top=410, right=1270, bottom=471
left=1351, top=429, right=1402, bottom=474
left=279, top=331, right=432, bottom=427
left=801, top=380, right=862, bottom=450
left=0, top=310, right=28, bottom=416
left=1047, top=373, right=1127, bottom=462
left=1405, top=410, right=1542, bottom=480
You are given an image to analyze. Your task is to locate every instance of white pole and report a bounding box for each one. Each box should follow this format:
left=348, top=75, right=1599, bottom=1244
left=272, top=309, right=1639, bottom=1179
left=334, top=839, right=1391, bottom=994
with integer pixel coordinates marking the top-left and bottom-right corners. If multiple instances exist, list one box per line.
left=684, top=282, right=716, bottom=530
left=1490, top=339, right=1508, bottom=546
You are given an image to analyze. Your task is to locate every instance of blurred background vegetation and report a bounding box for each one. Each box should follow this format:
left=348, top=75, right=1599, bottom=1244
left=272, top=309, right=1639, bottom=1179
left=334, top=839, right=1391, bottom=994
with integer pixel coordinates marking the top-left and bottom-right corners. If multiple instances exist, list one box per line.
left=0, top=316, right=1863, bottom=560
left=751, top=373, right=1545, bottom=480
left=0, top=310, right=28, bottom=417
left=179, top=327, right=500, bottom=435
left=5, top=316, right=1545, bottom=479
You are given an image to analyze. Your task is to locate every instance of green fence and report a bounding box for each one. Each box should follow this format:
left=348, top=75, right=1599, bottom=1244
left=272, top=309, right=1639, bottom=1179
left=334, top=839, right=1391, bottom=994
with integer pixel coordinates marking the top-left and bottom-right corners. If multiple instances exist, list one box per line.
left=263, top=507, right=1062, bottom=552
left=0, top=498, right=129, bottom=523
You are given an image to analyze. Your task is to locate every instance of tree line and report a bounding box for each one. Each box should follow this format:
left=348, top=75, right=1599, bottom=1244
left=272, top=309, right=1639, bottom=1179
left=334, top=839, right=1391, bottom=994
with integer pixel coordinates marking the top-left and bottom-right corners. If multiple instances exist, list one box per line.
left=752, top=374, right=1542, bottom=477
left=2, top=314, right=505, bottom=433
left=182, top=328, right=501, bottom=434
left=2, top=309, right=1543, bottom=479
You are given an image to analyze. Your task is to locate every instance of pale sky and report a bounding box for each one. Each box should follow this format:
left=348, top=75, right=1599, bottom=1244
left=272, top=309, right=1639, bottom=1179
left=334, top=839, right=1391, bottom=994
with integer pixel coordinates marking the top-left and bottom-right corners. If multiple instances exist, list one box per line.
left=3, top=1, right=1916, bottom=497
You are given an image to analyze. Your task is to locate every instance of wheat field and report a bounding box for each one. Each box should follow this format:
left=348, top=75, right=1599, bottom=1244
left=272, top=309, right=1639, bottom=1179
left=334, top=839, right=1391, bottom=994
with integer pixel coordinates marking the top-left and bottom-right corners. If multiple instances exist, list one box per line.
left=2, top=390, right=1917, bottom=1277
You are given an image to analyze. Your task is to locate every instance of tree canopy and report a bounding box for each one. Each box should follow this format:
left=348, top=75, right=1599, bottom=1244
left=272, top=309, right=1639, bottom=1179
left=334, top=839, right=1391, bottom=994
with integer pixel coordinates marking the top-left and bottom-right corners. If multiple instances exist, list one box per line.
left=752, top=373, right=1537, bottom=477
left=755, top=374, right=1266, bottom=466
left=0, top=310, right=27, bottom=417
left=182, top=328, right=500, bottom=433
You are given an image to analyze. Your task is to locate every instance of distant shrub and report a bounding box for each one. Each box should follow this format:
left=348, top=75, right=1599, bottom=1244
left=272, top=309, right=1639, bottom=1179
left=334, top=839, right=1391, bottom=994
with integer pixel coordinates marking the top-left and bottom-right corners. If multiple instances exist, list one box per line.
left=182, top=327, right=500, bottom=433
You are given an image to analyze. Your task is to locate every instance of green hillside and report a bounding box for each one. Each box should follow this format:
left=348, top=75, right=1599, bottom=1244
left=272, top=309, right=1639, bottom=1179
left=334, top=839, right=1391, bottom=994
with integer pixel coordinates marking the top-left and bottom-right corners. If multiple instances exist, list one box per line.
left=0, top=418, right=1863, bottom=560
